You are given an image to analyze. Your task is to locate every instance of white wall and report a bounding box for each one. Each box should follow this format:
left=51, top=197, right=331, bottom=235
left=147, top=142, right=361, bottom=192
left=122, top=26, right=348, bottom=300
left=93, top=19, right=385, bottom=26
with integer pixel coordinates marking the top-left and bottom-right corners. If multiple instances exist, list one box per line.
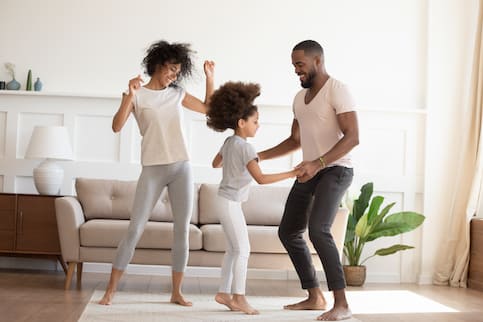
left=0, top=0, right=479, bottom=283
left=1, top=0, right=427, bottom=108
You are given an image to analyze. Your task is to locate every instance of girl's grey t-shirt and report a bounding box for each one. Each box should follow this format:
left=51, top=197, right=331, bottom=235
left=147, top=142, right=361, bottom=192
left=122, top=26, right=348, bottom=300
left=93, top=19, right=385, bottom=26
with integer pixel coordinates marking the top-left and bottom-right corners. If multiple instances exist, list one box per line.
left=218, top=135, right=258, bottom=202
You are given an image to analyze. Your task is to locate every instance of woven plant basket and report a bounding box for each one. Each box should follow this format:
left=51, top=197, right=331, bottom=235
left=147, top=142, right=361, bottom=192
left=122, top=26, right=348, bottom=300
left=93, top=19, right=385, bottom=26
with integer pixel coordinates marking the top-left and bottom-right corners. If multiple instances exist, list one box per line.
left=343, top=265, right=366, bottom=286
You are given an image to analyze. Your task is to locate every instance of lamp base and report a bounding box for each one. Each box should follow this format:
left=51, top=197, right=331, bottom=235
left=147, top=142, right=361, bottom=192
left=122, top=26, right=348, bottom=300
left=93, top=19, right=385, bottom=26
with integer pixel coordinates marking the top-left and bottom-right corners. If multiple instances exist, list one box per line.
left=33, top=159, right=64, bottom=195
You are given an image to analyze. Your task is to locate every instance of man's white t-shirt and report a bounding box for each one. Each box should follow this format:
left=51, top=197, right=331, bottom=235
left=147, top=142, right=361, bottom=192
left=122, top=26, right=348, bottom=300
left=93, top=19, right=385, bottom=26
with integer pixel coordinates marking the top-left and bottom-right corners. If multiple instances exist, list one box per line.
left=293, top=77, right=356, bottom=168
left=132, top=86, right=189, bottom=166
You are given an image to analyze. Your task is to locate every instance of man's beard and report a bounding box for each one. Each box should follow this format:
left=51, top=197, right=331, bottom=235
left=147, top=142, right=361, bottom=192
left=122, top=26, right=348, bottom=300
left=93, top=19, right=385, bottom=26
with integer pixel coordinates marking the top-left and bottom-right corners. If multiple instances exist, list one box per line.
left=301, top=69, right=316, bottom=88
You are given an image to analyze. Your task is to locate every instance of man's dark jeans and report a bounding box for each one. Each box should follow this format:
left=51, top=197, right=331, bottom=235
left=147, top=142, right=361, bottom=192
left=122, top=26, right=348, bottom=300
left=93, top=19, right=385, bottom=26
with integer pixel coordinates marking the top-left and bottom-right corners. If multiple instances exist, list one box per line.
left=278, top=166, right=353, bottom=291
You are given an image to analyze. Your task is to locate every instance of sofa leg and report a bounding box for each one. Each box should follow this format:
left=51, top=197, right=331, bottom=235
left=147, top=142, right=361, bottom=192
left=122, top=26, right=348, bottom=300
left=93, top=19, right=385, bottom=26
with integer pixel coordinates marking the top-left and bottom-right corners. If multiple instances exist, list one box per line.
left=76, top=262, right=83, bottom=286
left=65, top=262, right=76, bottom=290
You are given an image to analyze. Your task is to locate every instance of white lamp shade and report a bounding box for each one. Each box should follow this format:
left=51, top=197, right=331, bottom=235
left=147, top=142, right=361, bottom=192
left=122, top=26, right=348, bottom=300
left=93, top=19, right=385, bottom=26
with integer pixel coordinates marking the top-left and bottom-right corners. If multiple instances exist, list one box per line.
left=25, top=126, right=73, bottom=160
left=25, top=126, right=73, bottom=195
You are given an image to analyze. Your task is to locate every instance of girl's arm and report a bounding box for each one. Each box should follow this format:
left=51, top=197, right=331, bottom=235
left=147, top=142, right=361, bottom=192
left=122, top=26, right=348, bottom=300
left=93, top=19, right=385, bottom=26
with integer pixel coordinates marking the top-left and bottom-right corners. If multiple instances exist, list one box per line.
left=182, top=60, right=215, bottom=114
left=212, top=153, right=223, bottom=168
left=112, top=75, right=143, bottom=132
left=246, top=159, right=297, bottom=184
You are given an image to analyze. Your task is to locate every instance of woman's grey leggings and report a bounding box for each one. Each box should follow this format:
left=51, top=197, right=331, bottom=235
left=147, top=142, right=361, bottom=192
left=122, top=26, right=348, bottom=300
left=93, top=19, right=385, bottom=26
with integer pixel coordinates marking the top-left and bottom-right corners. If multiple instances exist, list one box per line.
left=113, top=161, right=193, bottom=272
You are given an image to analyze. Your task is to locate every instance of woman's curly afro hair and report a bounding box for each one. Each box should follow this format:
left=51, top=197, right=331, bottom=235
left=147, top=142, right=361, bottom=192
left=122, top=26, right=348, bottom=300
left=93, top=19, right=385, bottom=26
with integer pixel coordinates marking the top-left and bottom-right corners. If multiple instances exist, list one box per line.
left=142, top=40, right=195, bottom=83
left=206, top=82, right=261, bottom=132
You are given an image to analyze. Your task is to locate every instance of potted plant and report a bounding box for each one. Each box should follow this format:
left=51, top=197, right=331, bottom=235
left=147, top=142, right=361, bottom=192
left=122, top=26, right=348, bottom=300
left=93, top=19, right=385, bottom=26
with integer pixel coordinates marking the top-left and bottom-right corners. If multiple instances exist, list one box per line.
left=343, top=182, right=425, bottom=286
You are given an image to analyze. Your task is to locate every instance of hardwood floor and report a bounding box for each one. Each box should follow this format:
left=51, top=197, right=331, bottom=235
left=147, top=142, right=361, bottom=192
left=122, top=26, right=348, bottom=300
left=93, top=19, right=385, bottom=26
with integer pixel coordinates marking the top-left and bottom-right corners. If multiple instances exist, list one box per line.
left=1, top=268, right=482, bottom=322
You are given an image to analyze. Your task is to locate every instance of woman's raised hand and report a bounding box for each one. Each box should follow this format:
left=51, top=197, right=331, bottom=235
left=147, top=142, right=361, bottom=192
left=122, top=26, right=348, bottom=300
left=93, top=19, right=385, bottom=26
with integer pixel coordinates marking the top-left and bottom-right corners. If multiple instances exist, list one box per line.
left=204, top=60, right=215, bottom=79
left=127, top=75, right=144, bottom=95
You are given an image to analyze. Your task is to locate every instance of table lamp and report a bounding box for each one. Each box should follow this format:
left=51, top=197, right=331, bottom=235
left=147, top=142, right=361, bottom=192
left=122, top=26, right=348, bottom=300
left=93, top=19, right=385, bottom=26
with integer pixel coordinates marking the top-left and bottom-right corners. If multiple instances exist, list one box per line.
left=25, top=126, right=74, bottom=195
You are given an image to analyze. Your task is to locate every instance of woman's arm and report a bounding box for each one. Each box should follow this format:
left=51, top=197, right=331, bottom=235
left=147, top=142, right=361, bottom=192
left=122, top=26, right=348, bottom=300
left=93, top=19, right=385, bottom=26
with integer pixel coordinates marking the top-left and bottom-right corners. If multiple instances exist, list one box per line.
left=246, top=159, right=297, bottom=184
left=182, top=60, right=215, bottom=114
left=112, top=75, right=143, bottom=132
left=212, top=153, right=223, bottom=168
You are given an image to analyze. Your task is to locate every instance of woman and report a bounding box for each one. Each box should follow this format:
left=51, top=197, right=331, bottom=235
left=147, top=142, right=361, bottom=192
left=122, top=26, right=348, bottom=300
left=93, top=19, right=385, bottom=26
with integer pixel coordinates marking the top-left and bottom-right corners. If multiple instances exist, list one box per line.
left=99, top=40, right=215, bottom=306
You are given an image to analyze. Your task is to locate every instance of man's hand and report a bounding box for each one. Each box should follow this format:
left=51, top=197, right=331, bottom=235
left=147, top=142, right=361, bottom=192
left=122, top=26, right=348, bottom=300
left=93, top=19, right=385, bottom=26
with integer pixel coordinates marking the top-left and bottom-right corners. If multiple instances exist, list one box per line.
left=296, top=159, right=322, bottom=183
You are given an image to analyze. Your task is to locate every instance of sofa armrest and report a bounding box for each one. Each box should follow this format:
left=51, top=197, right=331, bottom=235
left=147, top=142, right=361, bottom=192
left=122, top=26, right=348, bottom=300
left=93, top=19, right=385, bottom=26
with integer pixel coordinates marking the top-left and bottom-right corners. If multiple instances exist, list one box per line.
left=55, top=196, right=85, bottom=262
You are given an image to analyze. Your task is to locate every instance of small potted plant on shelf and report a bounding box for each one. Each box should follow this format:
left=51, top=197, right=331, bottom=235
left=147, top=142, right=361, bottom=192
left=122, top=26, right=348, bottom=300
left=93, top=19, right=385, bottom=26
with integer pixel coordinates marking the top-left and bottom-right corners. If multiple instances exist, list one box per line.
left=343, top=182, right=425, bottom=286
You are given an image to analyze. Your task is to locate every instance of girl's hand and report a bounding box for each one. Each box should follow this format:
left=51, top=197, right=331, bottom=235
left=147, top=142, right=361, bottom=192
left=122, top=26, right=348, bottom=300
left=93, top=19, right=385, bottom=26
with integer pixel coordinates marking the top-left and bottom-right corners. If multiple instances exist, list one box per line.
left=127, top=75, right=144, bottom=95
left=204, top=60, right=215, bottom=79
left=295, top=160, right=321, bottom=183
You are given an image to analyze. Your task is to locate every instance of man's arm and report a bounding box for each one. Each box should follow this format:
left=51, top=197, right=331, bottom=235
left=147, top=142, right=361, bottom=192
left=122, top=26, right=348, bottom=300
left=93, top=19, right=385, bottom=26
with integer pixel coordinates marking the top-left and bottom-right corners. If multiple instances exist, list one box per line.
left=258, top=119, right=301, bottom=161
left=297, top=111, right=359, bottom=182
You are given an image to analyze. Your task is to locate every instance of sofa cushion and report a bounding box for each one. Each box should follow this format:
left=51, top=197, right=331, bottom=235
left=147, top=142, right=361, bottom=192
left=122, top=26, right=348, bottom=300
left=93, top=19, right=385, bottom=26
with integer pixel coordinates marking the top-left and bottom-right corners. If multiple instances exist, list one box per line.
left=198, top=183, right=290, bottom=225
left=79, top=219, right=202, bottom=250
left=75, top=178, right=199, bottom=224
left=201, top=224, right=317, bottom=254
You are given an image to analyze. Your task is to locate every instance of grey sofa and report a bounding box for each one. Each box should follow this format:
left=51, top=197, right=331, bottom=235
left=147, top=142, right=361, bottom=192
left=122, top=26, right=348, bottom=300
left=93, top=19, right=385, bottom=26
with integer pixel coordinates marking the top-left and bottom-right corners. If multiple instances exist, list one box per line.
left=55, top=178, right=349, bottom=289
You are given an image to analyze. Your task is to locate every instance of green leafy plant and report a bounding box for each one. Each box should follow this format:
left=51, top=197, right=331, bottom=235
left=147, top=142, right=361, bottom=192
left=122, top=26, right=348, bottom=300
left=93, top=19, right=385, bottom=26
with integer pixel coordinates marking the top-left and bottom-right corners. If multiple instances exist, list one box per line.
left=343, top=182, right=425, bottom=266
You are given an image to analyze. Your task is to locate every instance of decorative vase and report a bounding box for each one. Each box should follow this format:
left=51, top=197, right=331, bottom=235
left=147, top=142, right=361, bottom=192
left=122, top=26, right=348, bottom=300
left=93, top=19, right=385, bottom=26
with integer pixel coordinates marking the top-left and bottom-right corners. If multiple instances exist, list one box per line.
left=343, top=265, right=366, bottom=286
left=6, top=78, right=21, bottom=90
left=26, top=70, right=32, bottom=91
left=34, top=78, right=43, bottom=91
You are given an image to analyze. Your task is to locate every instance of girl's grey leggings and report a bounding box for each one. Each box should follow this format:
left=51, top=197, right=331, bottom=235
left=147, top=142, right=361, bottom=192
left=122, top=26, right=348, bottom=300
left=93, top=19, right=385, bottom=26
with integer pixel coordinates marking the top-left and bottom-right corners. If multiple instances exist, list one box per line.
left=113, top=161, right=193, bottom=272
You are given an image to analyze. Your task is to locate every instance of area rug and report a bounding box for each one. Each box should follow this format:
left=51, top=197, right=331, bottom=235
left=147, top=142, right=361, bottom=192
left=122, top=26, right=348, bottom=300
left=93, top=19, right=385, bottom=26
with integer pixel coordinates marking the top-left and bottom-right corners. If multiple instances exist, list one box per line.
left=79, top=291, right=362, bottom=322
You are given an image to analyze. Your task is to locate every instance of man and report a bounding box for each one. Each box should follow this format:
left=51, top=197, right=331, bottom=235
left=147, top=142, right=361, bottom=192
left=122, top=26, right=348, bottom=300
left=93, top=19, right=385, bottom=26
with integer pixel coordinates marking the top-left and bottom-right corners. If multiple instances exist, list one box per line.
left=258, top=40, right=359, bottom=321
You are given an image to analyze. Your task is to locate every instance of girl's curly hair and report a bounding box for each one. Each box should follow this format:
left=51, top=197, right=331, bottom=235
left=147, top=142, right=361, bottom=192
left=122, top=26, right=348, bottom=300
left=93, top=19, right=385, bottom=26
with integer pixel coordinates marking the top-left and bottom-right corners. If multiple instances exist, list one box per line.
left=142, top=40, right=195, bottom=85
left=206, top=82, right=261, bottom=132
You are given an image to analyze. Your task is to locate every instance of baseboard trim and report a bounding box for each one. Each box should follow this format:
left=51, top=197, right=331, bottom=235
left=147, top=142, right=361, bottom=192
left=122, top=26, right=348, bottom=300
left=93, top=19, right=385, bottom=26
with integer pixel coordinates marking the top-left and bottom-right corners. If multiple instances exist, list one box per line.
left=83, top=263, right=304, bottom=280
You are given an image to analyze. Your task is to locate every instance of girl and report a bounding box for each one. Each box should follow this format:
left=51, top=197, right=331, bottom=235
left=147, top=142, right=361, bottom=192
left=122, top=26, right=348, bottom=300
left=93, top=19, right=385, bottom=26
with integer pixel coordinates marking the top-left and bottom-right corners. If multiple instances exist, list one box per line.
left=99, top=40, right=215, bottom=306
left=206, top=82, right=299, bottom=314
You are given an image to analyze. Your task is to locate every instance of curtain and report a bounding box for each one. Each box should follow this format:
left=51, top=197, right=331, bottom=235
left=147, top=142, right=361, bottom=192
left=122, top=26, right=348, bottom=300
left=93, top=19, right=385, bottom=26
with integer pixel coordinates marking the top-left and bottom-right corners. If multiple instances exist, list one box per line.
left=433, top=0, right=483, bottom=287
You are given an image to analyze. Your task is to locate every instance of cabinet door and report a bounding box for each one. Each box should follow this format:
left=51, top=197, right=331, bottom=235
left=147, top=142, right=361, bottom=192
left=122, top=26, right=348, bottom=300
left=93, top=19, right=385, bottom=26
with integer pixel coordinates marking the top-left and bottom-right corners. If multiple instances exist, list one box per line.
left=16, top=195, right=61, bottom=254
left=469, top=218, right=483, bottom=291
left=0, top=194, right=16, bottom=251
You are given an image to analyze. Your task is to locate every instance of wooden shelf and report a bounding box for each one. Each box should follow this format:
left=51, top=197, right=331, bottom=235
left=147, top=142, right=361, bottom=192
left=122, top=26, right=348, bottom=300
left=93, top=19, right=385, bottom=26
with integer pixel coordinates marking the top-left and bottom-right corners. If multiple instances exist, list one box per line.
left=0, top=89, right=119, bottom=99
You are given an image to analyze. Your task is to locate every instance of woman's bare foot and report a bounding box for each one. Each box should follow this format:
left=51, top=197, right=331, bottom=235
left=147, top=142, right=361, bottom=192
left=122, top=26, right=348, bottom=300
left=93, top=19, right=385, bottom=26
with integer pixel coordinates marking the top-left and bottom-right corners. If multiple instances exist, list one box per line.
left=98, top=290, right=115, bottom=305
left=98, top=268, right=123, bottom=305
left=231, top=294, right=259, bottom=315
left=317, top=306, right=352, bottom=320
left=283, top=297, right=327, bottom=310
left=170, top=293, right=193, bottom=306
left=215, top=292, right=239, bottom=311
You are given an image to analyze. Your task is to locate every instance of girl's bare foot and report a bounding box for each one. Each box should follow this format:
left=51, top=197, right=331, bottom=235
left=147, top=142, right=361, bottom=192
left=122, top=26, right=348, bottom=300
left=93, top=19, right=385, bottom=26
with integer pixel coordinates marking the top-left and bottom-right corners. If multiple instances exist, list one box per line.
left=170, top=293, right=193, bottom=306
left=317, top=306, right=352, bottom=321
left=215, top=292, right=239, bottom=311
left=231, top=294, right=259, bottom=315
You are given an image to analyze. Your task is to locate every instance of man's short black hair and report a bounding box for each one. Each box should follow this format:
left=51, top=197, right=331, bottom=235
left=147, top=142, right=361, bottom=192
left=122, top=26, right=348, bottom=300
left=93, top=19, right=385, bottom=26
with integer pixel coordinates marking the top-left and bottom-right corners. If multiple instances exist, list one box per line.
left=293, top=40, right=324, bottom=56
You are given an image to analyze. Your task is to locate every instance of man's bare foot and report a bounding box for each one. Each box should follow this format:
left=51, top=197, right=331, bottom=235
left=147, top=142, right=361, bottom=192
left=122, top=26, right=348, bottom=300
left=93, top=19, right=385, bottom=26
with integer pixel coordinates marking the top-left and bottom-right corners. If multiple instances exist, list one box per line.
left=170, top=293, right=193, bottom=306
left=283, top=297, right=327, bottom=310
left=231, top=295, right=259, bottom=315
left=98, top=290, right=114, bottom=305
left=317, top=306, right=352, bottom=321
left=215, top=292, right=239, bottom=311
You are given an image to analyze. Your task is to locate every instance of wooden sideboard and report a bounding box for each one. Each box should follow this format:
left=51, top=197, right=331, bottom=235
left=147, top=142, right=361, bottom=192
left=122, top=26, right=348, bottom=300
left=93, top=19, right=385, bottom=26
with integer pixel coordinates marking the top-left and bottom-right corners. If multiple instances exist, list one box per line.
left=0, top=193, right=66, bottom=272
left=469, top=217, right=483, bottom=291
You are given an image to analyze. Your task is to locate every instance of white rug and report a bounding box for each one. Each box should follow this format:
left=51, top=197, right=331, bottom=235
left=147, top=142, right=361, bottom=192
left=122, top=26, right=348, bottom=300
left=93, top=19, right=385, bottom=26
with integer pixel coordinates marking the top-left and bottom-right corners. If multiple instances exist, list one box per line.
left=79, top=291, right=362, bottom=322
